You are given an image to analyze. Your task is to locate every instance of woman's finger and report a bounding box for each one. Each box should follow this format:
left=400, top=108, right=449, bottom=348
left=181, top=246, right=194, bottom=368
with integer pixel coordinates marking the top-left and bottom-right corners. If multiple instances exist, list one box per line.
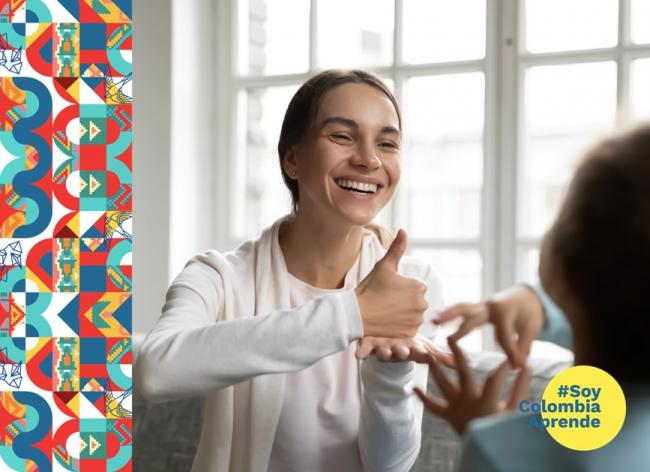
left=355, top=337, right=376, bottom=360
left=390, top=342, right=411, bottom=361
left=413, top=387, right=448, bottom=418
left=447, top=338, right=477, bottom=394
left=376, top=346, right=393, bottom=362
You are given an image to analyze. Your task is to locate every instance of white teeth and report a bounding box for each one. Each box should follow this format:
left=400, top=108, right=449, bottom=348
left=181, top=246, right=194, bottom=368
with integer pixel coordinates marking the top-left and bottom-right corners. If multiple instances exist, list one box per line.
left=336, top=179, right=378, bottom=193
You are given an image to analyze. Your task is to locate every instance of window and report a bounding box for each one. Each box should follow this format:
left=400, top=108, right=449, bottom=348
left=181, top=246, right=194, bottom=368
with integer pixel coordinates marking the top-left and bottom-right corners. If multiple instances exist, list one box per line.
left=216, top=0, right=650, bottom=351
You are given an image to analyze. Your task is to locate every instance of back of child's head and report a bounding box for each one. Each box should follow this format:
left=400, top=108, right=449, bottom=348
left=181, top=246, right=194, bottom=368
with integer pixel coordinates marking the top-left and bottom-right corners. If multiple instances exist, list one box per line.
left=550, top=123, right=650, bottom=381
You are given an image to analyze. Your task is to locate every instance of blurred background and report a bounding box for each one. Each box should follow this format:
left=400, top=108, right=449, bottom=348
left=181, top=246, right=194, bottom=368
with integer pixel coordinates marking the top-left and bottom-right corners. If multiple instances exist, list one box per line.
left=135, top=0, right=650, bottom=356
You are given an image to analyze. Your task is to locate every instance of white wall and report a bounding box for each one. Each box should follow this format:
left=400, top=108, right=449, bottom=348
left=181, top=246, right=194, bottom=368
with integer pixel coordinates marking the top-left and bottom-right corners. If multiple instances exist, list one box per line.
left=133, top=0, right=172, bottom=336
left=133, top=0, right=220, bottom=336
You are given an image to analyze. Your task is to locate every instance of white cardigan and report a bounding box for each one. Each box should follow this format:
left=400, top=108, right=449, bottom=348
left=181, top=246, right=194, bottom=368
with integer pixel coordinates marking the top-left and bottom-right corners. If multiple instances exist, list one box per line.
left=135, top=217, right=443, bottom=471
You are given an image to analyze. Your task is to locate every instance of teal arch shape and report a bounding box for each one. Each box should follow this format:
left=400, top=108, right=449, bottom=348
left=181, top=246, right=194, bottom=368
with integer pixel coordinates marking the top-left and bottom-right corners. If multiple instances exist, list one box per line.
left=0, top=337, right=24, bottom=368
left=108, top=445, right=131, bottom=471
left=0, top=157, right=25, bottom=185
left=26, top=0, right=52, bottom=22
left=107, top=133, right=132, bottom=182
left=107, top=364, right=131, bottom=390
left=107, top=239, right=131, bottom=266
left=0, top=445, right=26, bottom=471
left=0, top=129, right=26, bottom=159
left=26, top=292, right=52, bottom=337
left=0, top=266, right=25, bottom=293
left=107, top=50, right=131, bottom=76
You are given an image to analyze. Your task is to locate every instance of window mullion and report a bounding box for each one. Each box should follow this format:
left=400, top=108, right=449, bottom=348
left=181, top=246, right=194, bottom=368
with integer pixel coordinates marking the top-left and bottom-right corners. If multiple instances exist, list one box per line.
left=309, top=0, right=318, bottom=71
left=497, top=0, right=520, bottom=291
left=617, top=0, right=631, bottom=124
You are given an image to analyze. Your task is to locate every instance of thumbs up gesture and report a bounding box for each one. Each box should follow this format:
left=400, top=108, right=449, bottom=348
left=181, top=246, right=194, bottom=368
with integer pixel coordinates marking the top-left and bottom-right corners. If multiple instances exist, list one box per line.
left=354, top=229, right=429, bottom=339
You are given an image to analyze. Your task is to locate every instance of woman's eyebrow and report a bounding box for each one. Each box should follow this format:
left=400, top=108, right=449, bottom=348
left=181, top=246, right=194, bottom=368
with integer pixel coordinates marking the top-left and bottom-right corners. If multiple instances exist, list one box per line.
left=320, top=116, right=357, bottom=129
left=320, top=116, right=401, bottom=136
left=379, top=126, right=400, bottom=137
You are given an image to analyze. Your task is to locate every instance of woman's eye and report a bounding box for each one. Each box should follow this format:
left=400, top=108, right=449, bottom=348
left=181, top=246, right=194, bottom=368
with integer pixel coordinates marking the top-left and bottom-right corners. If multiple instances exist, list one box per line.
left=379, top=142, right=399, bottom=150
left=331, top=133, right=353, bottom=142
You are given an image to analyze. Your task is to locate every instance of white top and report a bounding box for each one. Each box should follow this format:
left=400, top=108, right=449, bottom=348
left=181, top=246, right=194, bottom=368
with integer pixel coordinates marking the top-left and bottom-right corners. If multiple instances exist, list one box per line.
left=134, top=217, right=444, bottom=471
left=269, top=257, right=363, bottom=471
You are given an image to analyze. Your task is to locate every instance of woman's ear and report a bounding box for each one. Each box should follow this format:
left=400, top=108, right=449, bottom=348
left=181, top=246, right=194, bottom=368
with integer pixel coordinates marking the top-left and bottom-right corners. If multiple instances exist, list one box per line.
left=282, top=147, right=298, bottom=179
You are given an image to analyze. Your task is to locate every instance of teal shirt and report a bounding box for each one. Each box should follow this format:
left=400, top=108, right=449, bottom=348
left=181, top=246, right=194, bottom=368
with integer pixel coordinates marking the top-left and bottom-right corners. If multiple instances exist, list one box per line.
left=457, top=284, right=650, bottom=472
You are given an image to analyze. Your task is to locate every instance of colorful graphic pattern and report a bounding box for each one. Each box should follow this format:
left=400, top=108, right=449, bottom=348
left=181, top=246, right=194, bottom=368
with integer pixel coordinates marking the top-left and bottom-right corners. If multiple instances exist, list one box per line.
left=0, top=1, right=132, bottom=470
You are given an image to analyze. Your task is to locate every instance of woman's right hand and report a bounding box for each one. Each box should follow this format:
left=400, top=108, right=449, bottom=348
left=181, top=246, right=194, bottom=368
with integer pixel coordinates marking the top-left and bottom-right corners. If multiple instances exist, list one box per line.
left=355, top=229, right=428, bottom=339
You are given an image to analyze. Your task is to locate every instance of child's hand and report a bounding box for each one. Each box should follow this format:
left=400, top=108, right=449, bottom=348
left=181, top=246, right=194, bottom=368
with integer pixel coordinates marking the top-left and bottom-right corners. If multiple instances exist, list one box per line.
left=355, top=334, right=455, bottom=368
left=434, top=285, right=545, bottom=368
left=413, top=338, right=530, bottom=435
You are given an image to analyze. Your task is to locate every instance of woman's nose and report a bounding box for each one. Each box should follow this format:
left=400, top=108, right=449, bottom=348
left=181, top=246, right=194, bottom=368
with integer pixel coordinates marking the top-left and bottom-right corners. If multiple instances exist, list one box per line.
left=351, top=141, right=381, bottom=169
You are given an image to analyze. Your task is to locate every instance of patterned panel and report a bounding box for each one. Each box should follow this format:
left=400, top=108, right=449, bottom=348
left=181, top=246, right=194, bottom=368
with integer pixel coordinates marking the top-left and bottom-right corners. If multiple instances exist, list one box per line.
left=0, top=1, right=132, bottom=470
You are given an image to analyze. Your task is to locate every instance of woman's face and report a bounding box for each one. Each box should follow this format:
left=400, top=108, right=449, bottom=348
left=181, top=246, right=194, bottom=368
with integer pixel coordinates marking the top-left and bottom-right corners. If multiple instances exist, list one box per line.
left=286, top=83, right=401, bottom=227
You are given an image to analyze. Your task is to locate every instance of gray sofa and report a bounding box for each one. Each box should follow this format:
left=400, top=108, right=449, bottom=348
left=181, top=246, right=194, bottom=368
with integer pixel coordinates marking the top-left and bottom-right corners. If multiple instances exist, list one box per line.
left=134, top=347, right=572, bottom=471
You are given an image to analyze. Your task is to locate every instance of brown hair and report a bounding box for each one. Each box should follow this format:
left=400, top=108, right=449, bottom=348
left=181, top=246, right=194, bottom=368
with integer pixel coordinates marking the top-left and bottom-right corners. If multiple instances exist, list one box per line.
left=277, top=69, right=402, bottom=214
left=550, top=123, right=650, bottom=381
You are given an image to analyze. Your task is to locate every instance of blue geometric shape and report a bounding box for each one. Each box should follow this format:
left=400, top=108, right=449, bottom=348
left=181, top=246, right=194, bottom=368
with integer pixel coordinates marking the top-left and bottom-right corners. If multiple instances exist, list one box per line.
left=56, top=0, right=79, bottom=21
left=113, top=0, right=132, bottom=18
left=112, top=296, right=131, bottom=333
left=80, top=266, right=106, bottom=292
left=57, top=295, right=80, bottom=335
left=80, top=23, right=106, bottom=50
left=80, top=337, right=106, bottom=364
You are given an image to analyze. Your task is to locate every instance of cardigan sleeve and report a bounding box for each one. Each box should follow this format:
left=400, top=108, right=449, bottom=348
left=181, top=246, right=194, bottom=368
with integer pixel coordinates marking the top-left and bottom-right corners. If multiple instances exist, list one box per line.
left=357, top=263, right=442, bottom=471
left=134, top=257, right=364, bottom=403
left=527, top=282, right=573, bottom=350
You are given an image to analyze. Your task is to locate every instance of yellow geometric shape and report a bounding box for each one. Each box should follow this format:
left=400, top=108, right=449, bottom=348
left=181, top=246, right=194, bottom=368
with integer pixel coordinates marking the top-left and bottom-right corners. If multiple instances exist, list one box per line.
left=68, top=78, right=80, bottom=103
left=68, top=392, right=80, bottom=417
left=79, top=436, right=88, bottom=453
left=25, top=267, right=52, bottom=293
left=79, top=122, right=88, bottom=139
left=67, top=212, right=80, bottom=236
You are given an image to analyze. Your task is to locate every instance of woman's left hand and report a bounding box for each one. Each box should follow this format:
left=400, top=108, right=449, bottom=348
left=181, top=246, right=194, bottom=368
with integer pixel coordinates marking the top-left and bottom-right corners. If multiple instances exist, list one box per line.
left=355, top=334, right=456, bottom=368
left=413, top=338, right=530, bottom=434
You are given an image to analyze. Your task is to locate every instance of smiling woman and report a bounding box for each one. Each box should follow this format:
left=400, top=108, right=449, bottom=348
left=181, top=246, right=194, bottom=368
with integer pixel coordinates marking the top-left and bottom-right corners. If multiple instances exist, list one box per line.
left=135, top=69, right=449, bottom=472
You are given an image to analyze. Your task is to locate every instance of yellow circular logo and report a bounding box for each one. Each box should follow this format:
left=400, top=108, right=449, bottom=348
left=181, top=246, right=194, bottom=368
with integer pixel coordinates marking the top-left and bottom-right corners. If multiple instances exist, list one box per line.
left=539, top=365, right=626, bottom=451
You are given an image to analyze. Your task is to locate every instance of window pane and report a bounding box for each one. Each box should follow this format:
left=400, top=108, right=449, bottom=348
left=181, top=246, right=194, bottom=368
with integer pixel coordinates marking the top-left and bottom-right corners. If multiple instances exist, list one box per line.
left=410, top=248, right=482, bottom=349
left=517, top=247, right=540, bottom=282
left=631, top=0, right=650, bottom=44
left=236, top=86, right=298, bottom=238
left=317, top=0, right=394, bottom=69
left=238, top=0, right=310, bottom=75
left=525, top=0, right=618, bottom=53
left=631, top=58, right=650, bottom=120
left=402, top=0, right=485, bottom=64
left=520, top=62, right=617, bottom=238
left=403, top=73, right=484, bottom=239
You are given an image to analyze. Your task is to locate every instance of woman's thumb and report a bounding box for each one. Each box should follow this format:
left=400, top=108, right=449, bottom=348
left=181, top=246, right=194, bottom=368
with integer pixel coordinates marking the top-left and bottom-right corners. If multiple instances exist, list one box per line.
left=380, top=229, right=407, bottom=272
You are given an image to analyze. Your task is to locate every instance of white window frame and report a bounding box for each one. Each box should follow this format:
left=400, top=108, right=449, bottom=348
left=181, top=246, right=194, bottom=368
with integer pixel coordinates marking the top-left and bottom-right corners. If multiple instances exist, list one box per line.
left=212, top=0, right=650, bottom=350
